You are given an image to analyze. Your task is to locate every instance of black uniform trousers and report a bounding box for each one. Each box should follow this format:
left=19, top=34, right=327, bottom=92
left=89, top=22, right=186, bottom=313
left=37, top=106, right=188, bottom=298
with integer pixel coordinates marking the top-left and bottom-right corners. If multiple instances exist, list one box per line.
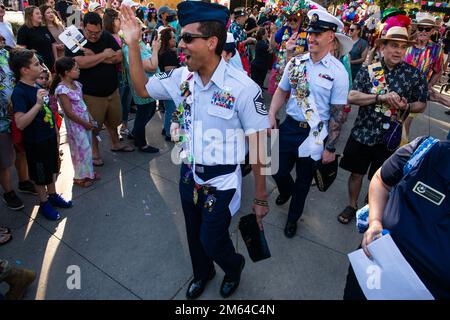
left=179, top=163, right=243, bottom=281
left=272, top=116, right=316, bottom=223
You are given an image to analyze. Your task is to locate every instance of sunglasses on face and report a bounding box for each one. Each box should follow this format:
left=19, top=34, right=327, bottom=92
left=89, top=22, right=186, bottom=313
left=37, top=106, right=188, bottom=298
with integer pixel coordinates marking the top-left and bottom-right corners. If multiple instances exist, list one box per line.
left=349, top=28, right=357, bottom=31
left=288, top=18, right=298, bottom=22
left=418, top=26, right=433, bottom=32
left=180, top=32, right=210, bottom=44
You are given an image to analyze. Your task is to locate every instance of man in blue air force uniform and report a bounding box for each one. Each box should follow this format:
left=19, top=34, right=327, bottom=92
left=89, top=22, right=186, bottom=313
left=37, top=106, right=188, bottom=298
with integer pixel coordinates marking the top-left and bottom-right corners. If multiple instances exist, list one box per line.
left=120, top=1, right=270, bottom=299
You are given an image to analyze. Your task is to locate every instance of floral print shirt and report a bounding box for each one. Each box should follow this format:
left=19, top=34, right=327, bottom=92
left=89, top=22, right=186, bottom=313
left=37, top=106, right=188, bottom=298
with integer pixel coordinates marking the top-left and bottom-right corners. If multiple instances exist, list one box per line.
left=351, top=59, right=428, bottom=146
left=229, top=21, right=251, bottom=59
left=404, top=42, right=444, bottom=82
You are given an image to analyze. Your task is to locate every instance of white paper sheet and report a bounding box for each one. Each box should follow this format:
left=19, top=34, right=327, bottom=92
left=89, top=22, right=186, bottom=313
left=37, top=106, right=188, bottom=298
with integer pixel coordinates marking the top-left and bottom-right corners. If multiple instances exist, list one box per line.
left=58, top=25, right=87, bottom=53
left=348, top=234, right=434, bottom=300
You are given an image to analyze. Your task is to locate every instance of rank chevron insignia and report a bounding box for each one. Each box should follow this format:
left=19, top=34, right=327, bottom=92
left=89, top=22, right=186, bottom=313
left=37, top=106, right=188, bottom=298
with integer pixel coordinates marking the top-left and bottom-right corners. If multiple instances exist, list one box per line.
left=155, top=69, right=174, bottom=80
left=253, top=90, right=267, bottom=115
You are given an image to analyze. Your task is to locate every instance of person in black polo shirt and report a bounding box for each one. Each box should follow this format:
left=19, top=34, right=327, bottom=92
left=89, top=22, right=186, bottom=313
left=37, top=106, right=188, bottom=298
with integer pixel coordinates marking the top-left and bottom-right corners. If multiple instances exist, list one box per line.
left=17, top=6, right=56, bottom=71
left=65, top=12, right=134, bottom=167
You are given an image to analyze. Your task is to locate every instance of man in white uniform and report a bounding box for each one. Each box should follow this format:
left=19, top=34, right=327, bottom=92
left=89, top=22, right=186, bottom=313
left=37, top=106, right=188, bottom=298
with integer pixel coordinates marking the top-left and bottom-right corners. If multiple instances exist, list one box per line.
left=269, top=10, right=349, bottom=238
left=120, top=1, right=270, bottom=299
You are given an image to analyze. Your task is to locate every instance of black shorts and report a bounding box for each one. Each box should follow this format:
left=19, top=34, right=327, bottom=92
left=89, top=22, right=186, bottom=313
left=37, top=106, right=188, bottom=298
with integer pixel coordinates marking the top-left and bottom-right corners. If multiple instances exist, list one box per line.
left=24, top=135, right=59, bottom=186
left=339, top=136, right=394, bottom=180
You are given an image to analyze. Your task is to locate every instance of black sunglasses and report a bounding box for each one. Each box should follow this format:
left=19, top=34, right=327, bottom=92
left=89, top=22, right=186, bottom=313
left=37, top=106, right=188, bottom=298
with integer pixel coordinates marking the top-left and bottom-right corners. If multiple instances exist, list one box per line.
left=418, top=26, right=433, bottom=32
left=180, top=33, right=210, bottom=44
left=288, top=17, right=298, bottom=22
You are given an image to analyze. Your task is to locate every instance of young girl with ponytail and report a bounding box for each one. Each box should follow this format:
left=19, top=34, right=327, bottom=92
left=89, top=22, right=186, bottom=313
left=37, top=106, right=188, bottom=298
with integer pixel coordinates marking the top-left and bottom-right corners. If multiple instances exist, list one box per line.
left=50, top=56, right=99, bottom=188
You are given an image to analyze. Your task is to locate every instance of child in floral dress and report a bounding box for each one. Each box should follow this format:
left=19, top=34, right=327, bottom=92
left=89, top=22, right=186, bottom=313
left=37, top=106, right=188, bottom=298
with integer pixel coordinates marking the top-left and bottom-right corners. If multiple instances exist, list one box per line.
left=50, top=57, right=99, bottom=187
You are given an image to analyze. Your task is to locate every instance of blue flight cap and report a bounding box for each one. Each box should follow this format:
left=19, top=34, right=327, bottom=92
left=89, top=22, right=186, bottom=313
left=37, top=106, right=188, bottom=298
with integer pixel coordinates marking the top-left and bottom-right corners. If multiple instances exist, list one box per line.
left=177, top=1, right=230, bottom=27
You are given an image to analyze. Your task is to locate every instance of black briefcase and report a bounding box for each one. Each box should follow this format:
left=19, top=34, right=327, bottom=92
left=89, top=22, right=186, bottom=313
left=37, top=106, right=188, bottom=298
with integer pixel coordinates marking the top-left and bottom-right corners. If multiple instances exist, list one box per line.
left=238, top=213, right=271, bottom=262
left=313, top=155, right=340, bottom=192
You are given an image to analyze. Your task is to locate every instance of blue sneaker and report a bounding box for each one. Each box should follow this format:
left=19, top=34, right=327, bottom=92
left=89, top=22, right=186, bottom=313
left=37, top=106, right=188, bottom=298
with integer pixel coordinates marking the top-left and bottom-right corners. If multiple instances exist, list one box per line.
left=48, top=193, right=73, bottom=208
left=39, top=201, right=60, bottom=220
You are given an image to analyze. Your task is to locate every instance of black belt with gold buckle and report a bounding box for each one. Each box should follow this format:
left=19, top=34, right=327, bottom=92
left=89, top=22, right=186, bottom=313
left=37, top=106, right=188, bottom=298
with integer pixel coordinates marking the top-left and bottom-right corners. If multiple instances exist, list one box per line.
left=287, top=115, right=309, bottom=129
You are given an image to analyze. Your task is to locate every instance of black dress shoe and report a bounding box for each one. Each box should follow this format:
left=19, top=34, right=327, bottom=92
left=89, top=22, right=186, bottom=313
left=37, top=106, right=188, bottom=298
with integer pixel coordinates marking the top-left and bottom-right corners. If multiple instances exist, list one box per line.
left=275, top=194, right=291, bottom=206
left=186, top=269, right=216, bottom=300
left=284, top=220, right=297, bottom=238
left=139, top=145, right=160, bottom=153
left=220, top=255, right=245, bottom=298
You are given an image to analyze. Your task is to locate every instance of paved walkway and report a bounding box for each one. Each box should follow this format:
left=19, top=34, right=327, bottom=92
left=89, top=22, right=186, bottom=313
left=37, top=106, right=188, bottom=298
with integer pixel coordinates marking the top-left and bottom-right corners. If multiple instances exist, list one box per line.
left=1, top=90, right=448, bottom=299
left=1, top=11, right=449, bottom=299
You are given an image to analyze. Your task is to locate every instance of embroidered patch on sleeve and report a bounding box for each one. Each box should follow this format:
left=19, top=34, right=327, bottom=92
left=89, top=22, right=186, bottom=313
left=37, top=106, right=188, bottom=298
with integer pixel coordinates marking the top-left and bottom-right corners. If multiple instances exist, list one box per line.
left=155, top=69, right=174, bottom=80
left=253, top=90, right=268, bottom=115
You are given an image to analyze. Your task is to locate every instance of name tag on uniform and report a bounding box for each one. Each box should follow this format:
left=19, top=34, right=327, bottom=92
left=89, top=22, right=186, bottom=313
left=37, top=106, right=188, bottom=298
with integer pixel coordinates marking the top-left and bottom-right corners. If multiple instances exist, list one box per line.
left=211, top=89, right=235, bottom=110
left=412, top=181, right=445, bottom=205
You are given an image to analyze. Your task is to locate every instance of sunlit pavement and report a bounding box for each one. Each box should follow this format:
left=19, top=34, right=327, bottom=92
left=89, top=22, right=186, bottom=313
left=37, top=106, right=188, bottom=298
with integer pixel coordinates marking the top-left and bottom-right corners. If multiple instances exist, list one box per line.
left=1, top=11, right=449, bottom=299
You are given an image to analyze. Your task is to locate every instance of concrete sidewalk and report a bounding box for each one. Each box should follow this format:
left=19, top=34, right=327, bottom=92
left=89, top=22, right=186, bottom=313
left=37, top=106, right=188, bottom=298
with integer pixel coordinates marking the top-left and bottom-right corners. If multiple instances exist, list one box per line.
left=0, top=95, right=449, bottom=299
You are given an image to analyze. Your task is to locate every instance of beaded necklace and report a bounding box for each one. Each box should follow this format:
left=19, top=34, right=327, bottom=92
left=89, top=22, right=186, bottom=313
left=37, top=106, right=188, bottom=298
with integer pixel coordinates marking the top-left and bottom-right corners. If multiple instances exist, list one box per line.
left=42, top=94, right=54, bottom=129
left=368, top=62, right=399, bottom=130
left=288, top=57, right=324, bottom=142
left=172, top=73, right=194, bottom=163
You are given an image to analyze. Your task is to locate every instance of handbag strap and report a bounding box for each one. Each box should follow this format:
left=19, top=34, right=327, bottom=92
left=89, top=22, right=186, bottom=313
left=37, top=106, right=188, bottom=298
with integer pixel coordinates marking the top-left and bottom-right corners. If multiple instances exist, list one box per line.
left=399, top=109, right=409, bottom=123
left=398, top=102, right=412, bottom=123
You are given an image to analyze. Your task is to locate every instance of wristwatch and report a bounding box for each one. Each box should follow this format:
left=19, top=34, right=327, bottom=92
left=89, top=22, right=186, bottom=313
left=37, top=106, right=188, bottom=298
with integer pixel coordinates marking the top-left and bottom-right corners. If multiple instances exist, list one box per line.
left=326, top=146, right=336, bottom=153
